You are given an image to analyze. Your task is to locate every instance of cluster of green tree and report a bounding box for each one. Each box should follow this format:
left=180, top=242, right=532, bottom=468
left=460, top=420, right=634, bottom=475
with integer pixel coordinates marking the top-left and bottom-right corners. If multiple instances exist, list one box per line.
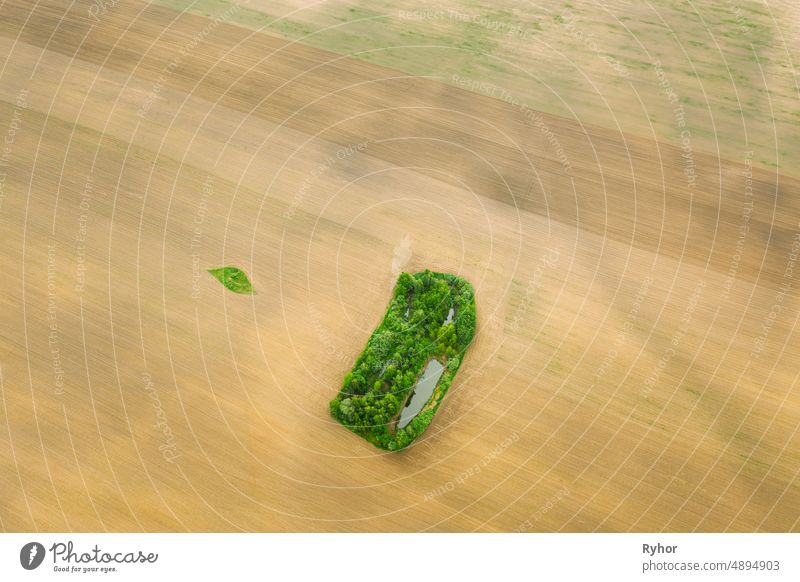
left=329, top=270, right=477, bottom=450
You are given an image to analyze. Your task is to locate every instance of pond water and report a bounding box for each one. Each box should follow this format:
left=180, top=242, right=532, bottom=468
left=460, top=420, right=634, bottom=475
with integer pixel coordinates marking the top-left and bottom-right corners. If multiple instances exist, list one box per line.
left=398, top=359, right=445, bottom=429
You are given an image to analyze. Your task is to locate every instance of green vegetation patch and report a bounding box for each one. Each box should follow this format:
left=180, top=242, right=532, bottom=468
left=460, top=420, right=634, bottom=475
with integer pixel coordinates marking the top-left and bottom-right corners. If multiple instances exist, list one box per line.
left=329, top=270, right=476, bottom=450
left=207, top=266, right=255, bottom=294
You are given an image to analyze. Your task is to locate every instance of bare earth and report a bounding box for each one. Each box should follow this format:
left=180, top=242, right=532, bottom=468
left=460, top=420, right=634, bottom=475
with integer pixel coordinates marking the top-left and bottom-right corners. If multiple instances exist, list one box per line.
left=0, top=0, right=798, bottom=532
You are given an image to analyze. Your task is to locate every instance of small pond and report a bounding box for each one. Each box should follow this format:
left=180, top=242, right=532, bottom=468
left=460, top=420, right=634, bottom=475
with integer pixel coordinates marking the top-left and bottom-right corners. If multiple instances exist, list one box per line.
left=397, top=359, right=445, bottom=429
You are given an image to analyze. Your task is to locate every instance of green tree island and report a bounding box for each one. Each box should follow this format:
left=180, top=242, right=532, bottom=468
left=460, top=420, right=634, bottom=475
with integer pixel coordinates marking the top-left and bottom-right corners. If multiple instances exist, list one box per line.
left=329, top=270, right=477, bottom=450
